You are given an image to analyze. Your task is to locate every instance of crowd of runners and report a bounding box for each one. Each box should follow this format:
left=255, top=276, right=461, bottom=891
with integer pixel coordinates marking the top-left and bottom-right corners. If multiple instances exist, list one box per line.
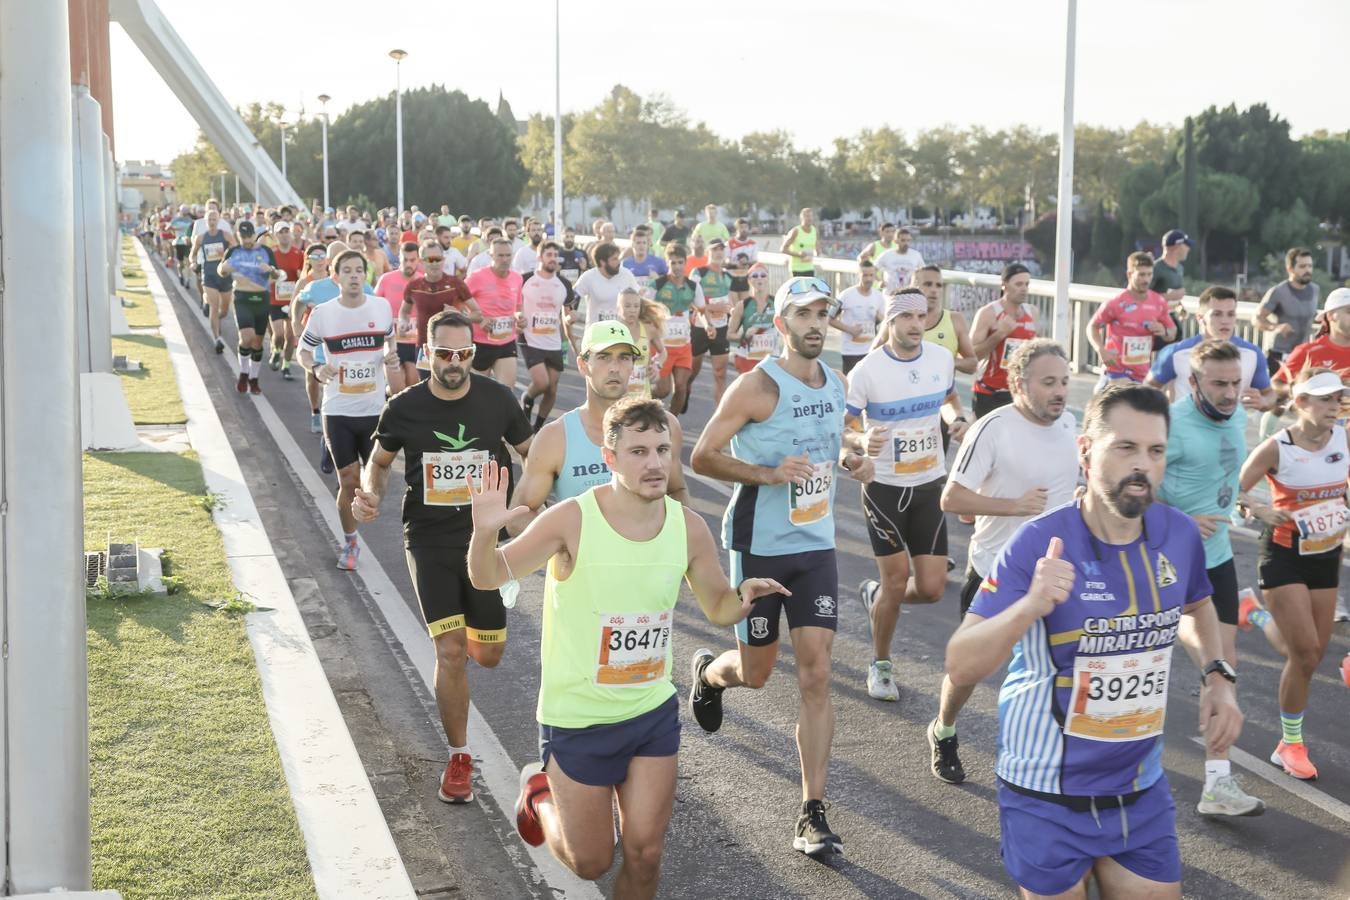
left=141, top=200, right=1350, bottom=899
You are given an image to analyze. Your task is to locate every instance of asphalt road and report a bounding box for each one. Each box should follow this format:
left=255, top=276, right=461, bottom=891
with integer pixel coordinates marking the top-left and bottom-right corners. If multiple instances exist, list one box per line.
left=156, top=253, right=1350, bottom=899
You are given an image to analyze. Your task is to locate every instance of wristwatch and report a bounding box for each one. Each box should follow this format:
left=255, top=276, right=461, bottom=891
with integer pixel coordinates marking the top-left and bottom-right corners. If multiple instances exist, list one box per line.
left=1202, top=659, right=1237, bottom=685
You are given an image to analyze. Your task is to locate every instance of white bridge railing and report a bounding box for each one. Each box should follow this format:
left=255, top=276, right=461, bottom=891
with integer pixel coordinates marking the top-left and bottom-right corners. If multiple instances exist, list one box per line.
left=582, top=236, right=1266, bottom=374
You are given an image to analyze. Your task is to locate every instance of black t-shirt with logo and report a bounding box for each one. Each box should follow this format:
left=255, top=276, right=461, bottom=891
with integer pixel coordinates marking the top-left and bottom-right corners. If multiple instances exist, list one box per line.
left=373, top=376, right=531, bottom=548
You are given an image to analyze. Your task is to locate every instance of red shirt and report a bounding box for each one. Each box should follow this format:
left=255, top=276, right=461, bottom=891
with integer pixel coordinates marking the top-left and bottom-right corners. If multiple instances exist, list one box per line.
left=974, top=301, right=1038, bottom=394
left=1276, top=335, right=1350, bottom=385
left=1090, top=289, right=1170, bottom=381
left=270, top=245, right=306, bottom=306
left=404, top=274, right=472, bottom=348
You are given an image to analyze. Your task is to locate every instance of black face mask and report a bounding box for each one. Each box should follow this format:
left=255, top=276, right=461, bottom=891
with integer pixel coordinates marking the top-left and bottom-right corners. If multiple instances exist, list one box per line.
left=1192, top=380, right=1234, bottom=421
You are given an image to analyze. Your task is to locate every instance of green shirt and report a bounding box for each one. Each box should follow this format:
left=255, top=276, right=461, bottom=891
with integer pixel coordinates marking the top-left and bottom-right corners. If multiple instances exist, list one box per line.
left=646, top=219, right=665, bottom=247
left=692, top=221, right=730, bottom=245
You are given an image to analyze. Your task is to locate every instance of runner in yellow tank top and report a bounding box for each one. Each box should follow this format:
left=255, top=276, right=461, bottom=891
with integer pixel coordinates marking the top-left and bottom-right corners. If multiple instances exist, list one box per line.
left=780, top=207, right=819, bottom=276
left=466, top=397, right=785, bottom=898
left=915, top=264, right=977, bottom=374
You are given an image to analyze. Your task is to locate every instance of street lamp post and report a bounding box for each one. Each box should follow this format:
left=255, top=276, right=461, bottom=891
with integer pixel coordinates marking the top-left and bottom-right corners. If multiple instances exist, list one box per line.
left=553, top=0, right=563, bottom=231
left=253, top=140, right=261, bottom=205
left=278, top=119, right=289, bottom=179
left=1051, top=0, right=1078, bottom=347
left=318, top=93, right=331, bottom=213
left=389, top=49, right=407, bottom=214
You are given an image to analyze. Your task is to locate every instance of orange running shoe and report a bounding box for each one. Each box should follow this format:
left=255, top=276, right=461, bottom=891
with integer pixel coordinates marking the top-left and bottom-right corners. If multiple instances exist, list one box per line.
left=1237, top=589, right=1263, bottom=631
left=438, top=752, right=474, bottom=803
left=515, top=762, right=550, bottom=847
left=1270, top=740, right=1318, bottom=780
left=1340, top=653, right=1350, bottom=688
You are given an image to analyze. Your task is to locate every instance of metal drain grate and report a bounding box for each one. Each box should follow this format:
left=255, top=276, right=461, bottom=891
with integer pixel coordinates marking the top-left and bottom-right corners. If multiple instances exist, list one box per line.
left=85, top=551, right=108, bottom=588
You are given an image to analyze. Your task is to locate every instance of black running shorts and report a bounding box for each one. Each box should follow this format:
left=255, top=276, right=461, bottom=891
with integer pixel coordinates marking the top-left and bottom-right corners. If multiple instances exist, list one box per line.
left=861, top=479, right=949, bottom=559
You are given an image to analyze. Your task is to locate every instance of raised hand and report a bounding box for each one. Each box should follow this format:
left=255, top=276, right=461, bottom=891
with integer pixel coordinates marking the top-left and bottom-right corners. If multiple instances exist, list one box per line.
left=466, top=459, right=531, bottom=534
left=1025, top=536, right=1075, bottom=616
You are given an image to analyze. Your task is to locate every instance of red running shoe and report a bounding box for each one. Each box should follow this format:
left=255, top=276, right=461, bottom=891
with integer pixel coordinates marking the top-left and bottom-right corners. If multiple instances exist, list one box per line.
left=438, top=752, right=474, bottom=804
left=515, top=762, right=550, bottom=846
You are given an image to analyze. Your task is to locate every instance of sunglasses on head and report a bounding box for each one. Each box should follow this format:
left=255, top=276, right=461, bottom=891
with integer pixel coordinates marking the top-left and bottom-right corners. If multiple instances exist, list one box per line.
left=430, top=345, right=475, bottom=363
left=786, top=276, right=832, bottom=296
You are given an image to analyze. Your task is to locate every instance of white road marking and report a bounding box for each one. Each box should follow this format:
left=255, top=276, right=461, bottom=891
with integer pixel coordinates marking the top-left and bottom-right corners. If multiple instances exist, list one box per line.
left=140, top=244, right=416, bottom=899
left=165, top=262, right=603, bottom=900
left=1192, top=737, right=1350, bottom=825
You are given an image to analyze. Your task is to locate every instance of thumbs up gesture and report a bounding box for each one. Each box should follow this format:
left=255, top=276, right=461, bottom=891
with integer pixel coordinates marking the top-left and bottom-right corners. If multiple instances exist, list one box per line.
left=1026, top=537, right=1076, bottom=616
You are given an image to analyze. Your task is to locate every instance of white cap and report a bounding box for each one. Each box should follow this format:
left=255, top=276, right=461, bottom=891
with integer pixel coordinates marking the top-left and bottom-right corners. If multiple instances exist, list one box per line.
left=773, top=276, right=839, bottom=318
left=1292, top=370, right=1345, bottom=398
left=1324, top=287, right=1350, bottom=314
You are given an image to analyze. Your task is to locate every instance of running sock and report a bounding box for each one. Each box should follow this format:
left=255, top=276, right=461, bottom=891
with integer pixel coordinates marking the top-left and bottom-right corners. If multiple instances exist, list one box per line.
left=449, top=744, right=469, bottom=758
left=238, top=349, right=250, bottom=369
left=312, top=407, right=321, bottom=416
left=933, top=721, right=957, bottom=740
left=1248, top=607, right=1273, bottom=630
left=1203, top=759, right=1231, bottom=790
left=1280, top=711, right=1304, bottom=744
left=343, top=531, right=357, bottom=546
left=248, top=357, right=261, bottom=377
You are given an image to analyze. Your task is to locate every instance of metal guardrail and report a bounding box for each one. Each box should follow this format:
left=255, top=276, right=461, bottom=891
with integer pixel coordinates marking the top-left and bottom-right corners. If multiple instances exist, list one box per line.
left=575, top=237, right=1268, bottom=374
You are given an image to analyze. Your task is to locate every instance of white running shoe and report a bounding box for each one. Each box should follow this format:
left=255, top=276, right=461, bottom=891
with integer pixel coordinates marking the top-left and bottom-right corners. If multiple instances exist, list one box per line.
left=1197, top=775, right=1265, bottom=817
left=867, top=659, right=899, bottom=701
left=1335, top=595, right=1349, bottom=623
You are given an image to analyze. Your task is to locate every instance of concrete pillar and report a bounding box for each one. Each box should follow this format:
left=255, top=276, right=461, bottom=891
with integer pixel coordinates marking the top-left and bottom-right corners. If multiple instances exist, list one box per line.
left=74, top=87, right=114, bottom=373
left=1, top=0, right=93, bottom=890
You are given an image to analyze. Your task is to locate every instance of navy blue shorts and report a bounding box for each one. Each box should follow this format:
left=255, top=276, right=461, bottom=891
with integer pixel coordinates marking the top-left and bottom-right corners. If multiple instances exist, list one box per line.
left=539, top=694, right=680, bottom=787
left=731, top=548, right=838, bottom=646
left=998, top=777, right=1180, bottom=896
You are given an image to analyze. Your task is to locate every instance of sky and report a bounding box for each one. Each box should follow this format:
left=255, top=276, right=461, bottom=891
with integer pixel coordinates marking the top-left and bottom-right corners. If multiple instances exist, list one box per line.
left=110, top=0, right=1349, bottom=165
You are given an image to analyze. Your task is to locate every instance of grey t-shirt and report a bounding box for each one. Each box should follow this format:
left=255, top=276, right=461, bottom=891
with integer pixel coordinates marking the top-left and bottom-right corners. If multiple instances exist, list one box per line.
left=1151, top=260, right=1185, bottom=295
left=1260, top=280, right=1320, bottom=354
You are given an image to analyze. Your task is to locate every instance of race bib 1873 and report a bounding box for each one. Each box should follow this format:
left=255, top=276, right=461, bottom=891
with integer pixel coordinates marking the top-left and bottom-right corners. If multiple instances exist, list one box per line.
left=1293, top=498, right=1350, bottom=555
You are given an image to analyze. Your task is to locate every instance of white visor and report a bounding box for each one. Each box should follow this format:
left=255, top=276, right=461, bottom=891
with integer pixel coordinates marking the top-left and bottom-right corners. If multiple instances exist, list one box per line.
left=1292, top=371, right=1346, bottom=398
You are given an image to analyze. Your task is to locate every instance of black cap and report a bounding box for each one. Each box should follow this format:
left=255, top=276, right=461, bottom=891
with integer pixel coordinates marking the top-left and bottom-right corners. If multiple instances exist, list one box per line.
left=236, top=220, right=256, bottom=237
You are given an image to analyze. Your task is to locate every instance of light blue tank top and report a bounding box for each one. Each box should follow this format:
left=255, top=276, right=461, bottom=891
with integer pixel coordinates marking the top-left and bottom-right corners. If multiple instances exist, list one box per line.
left=721, top=358, right=846, bottom=555
left=550, top=409, right=611, bottom=502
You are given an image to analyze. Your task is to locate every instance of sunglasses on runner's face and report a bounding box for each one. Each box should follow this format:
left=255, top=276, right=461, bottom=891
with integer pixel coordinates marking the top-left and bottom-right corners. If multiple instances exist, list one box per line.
left=424, top=256, right=445, bottom=263
left=431, top=345, right=475, bottom=363
left=749, top=272, right=769, bottom=279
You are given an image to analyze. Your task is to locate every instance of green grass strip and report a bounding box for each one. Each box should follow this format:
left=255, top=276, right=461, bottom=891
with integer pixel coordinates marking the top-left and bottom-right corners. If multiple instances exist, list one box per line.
left=112, top=334, right=187, bottom=425
left=85, top=451, right=315, bottom=900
